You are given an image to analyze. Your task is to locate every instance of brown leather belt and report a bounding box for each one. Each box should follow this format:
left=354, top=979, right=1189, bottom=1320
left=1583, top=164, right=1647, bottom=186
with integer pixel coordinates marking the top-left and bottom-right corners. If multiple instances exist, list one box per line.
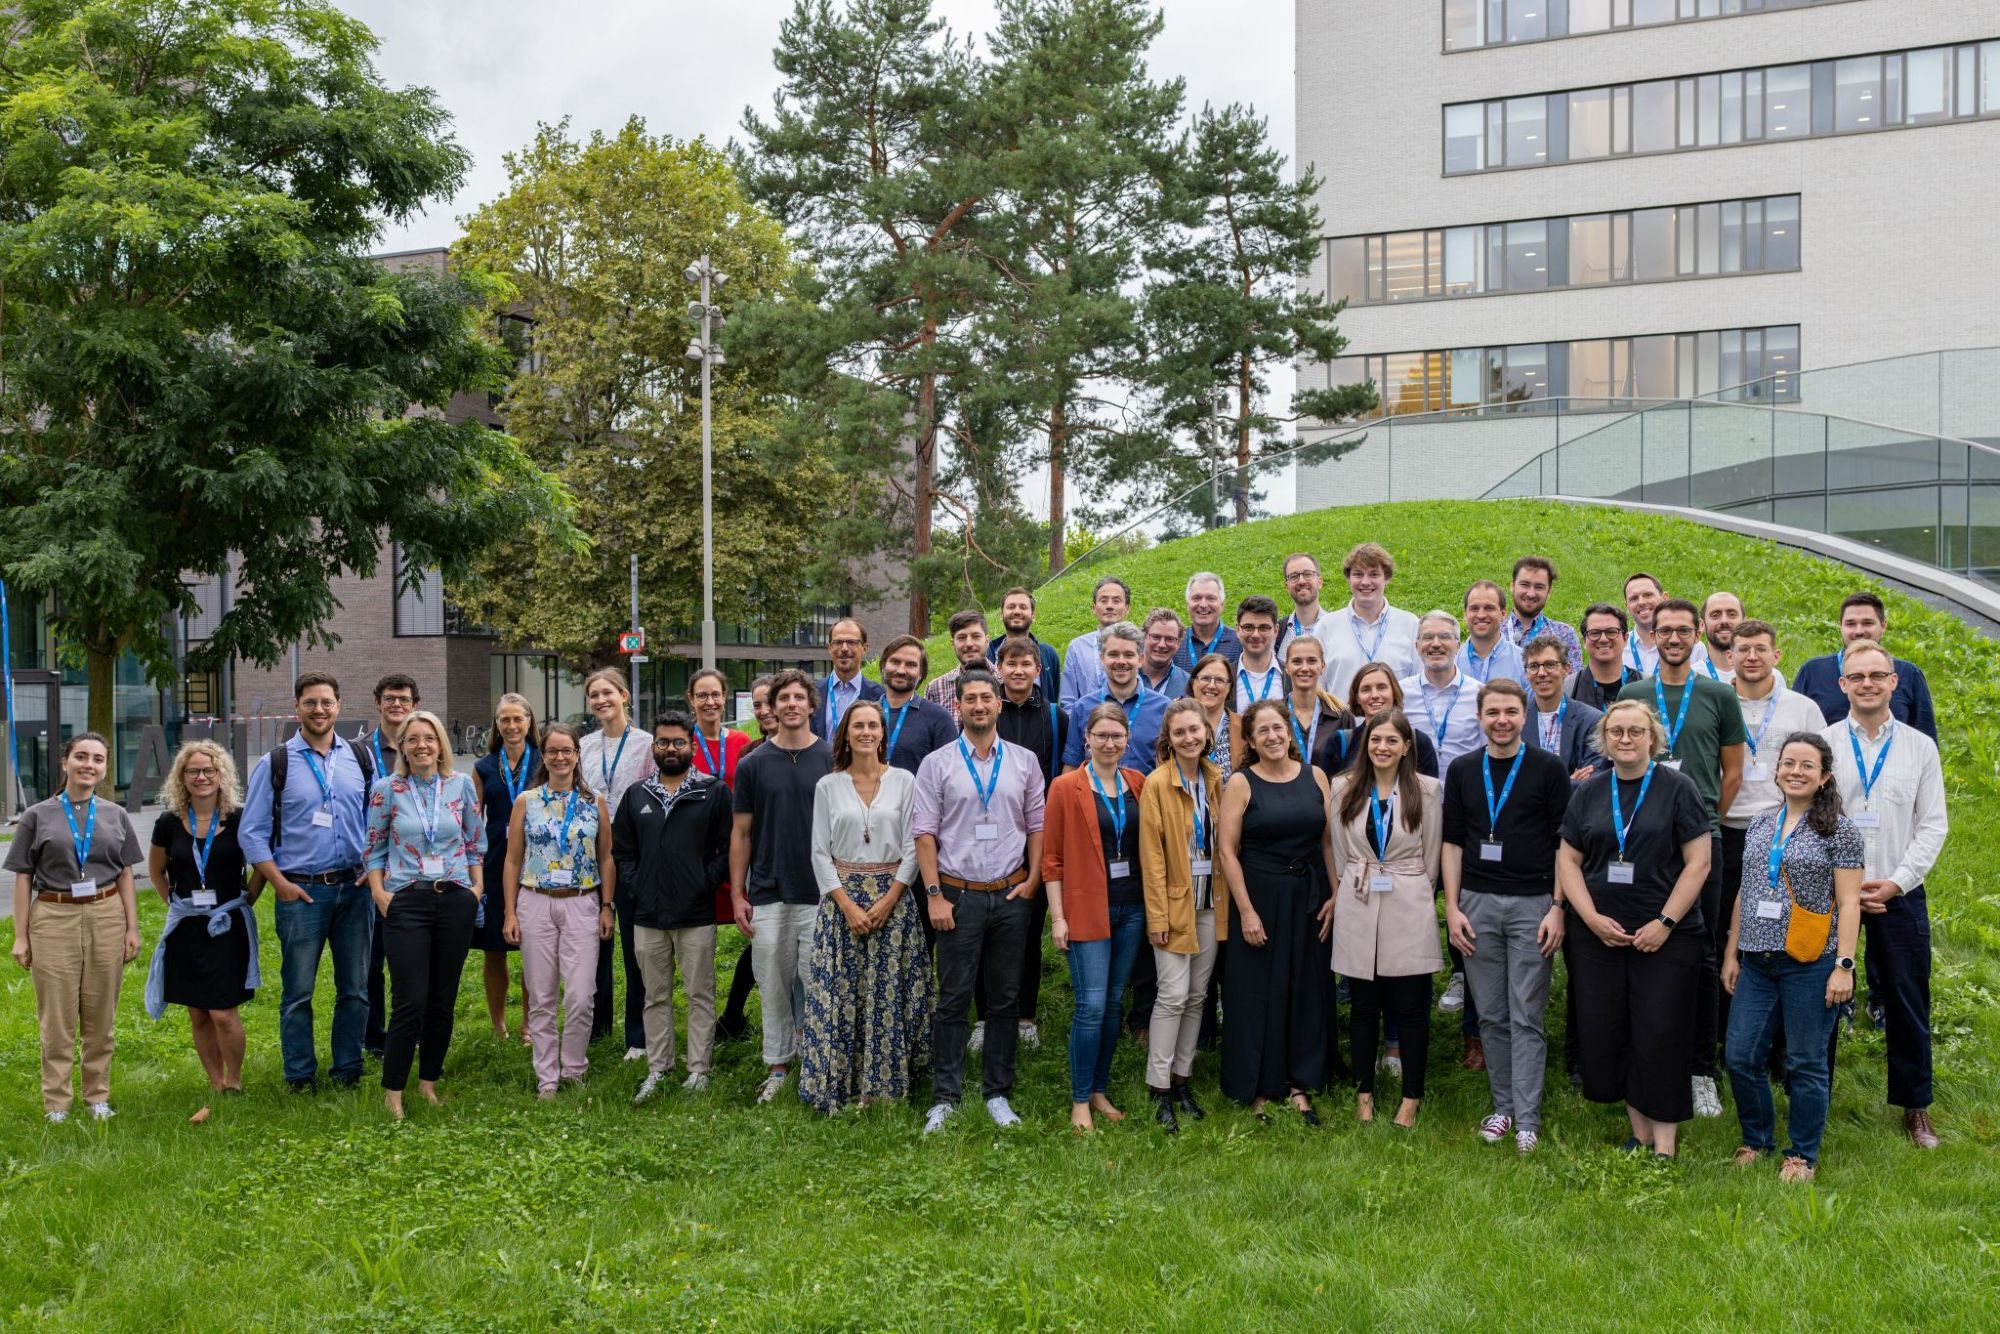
left=525, top=884, right=596, bottom=900
left=939, top=867, right=1029, bottom=893
left=33, top=889, right=120, bottom=905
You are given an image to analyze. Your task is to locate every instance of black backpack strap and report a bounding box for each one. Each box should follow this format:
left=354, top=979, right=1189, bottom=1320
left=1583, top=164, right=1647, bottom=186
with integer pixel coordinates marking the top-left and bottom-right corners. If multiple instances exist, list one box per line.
left=267, top=744, right=290, bottom=853
left=354, top=734, right=377, bottom=789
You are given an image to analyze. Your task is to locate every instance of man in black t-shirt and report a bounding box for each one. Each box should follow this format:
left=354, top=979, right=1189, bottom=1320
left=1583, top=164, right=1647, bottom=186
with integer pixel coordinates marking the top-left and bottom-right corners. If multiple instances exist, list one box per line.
left=1442, top=679, right=1571, bottom=1153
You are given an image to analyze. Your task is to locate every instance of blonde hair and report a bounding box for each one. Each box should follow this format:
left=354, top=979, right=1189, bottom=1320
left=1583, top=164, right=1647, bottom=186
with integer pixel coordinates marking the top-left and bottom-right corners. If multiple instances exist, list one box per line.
left=162, top=739, right=243, bottom=817
left=1595, top=698, right=1667, bottom=759
left=394, top=711, right=456, bottom=777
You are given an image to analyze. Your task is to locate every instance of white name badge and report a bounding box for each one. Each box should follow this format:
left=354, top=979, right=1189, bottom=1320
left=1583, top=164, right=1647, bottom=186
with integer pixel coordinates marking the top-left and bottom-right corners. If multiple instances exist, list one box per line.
left=1852, top=811, right=1882, bottom=829
left=1479, top=840, right=1504, bottom=862
left=1107, top=860, right=1133, bottom=879
left=1607, top=861, right=1636, bottom=885
left=191, top=889, right=218, bottom=909
left=1660, top=758, right=1683, bottom=772
left=311, top=809, right=336, bottom=828
left=1744, top=764, right=1771, bottom=783
left=69, top=879, right=99, bottom=898
left=1189, top=858, right=1214, bottom=877
left=1369, top=874, right=1395, bottom=893
left=547, top=868, right=574, bottom=887
left=974, top=822, right=1000, bottom=842
left=419, top=855, right=447, bottom=878
left=1755, top=899, right=1784, bottom=920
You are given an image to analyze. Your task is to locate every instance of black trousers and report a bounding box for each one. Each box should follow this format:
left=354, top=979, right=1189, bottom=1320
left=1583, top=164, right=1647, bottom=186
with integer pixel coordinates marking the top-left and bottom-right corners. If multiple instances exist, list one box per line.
left=1125, top=943, right=1157, bottom=1034
left=1219, top=870, right=1328, bottom=1104
left=1568, top=914, right=1701, bottom=1123
left=380, top=883, right=477, bottom=1092
left=365, top=908, right=389, bottom=1054
left=1350, top=974, right=1430, bottom=1099
left=1828, top=885, right=1933, bottom=1108
left=933, top=889, right=1031, bottom=1103
left=1690, top=834, right=1727, bottom=1078
left=976, top=892, right=1047, bottom=1024
left=591, top=896, right=647, bottom=1048
left=720, top=942, right=756, bottom=1027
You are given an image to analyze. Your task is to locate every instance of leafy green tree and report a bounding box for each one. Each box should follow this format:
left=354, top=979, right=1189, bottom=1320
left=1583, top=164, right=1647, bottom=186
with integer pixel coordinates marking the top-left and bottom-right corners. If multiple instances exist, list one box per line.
left=450, top=118, right=824, bottom=665
left=0, top=0, right=567, bottom=741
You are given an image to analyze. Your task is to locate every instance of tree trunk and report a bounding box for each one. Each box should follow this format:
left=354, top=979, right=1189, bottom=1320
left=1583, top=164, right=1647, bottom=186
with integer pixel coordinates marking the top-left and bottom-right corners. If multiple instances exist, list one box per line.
left=86, top=640, right=117, bottom=796
left=909, top=349, right=937, bottom=637
left=1046, top=399, right=1067, bottom=575
left=1235, top=352, right=1253, bottom=525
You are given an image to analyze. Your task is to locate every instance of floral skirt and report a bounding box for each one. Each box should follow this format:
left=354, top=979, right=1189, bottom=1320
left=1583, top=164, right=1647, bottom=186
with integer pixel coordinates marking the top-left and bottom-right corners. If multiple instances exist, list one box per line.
left=800, top=865, right=934, bottom=1113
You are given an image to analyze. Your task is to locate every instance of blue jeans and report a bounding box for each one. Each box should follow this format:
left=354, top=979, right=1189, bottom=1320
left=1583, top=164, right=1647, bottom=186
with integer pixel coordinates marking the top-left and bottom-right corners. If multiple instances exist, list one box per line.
left=1065, top=903, right=1147, bottom=1103
left=1725, top=951, right=1839, bottom=1165
left=273, top=880, right=374, bottom=1084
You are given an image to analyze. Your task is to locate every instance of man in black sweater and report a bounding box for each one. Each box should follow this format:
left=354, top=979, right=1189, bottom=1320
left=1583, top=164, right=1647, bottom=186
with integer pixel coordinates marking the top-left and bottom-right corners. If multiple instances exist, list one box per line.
left=1441, top=679, right=1572, bottom=1154
left=615, top=710, right=734, bottom=1105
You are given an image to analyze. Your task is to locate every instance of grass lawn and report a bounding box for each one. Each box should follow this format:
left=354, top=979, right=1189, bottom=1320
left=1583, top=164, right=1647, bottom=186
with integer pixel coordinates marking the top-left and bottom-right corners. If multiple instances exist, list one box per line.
left=5, top=500, right=1999, bottom=1328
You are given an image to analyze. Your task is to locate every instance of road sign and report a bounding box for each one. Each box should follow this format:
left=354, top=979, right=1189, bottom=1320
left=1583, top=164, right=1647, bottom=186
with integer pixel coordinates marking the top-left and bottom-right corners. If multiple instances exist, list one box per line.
left=629, top=654, right=649, bottom=664
left=619, top=630, right=645, bottom=653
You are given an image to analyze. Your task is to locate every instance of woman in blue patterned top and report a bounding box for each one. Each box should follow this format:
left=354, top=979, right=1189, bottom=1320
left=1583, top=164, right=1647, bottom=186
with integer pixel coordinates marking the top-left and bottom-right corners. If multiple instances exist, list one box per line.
left=1721, top=731, right=1863, bottom=1183
left=364, top=710, right=488, bottom=1120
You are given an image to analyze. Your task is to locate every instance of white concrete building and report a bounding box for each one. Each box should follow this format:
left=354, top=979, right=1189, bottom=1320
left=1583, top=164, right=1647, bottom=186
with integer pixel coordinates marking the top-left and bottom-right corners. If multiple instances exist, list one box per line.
left=1293, top=0, right=2000, bottom=508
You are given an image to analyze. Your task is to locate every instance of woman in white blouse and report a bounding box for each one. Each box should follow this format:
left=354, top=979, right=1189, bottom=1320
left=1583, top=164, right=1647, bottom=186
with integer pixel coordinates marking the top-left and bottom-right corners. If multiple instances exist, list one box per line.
left=799, top=700, right=932, bottom=1113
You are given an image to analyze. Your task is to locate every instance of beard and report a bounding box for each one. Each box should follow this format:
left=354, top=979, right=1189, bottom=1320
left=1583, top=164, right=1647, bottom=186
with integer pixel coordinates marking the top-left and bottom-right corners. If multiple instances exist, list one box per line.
left=658, top=754, right=692, bottom=776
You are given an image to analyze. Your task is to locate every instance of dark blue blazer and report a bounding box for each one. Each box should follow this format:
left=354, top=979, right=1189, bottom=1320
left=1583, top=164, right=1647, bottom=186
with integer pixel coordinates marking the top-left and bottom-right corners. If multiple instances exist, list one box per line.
left=1527, top=697, right=1607, bottom=781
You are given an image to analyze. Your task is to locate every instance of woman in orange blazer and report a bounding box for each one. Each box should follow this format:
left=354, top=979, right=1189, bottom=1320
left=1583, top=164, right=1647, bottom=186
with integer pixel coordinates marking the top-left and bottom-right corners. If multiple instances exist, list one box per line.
left=1043, top=703, right=1149, bottom=1133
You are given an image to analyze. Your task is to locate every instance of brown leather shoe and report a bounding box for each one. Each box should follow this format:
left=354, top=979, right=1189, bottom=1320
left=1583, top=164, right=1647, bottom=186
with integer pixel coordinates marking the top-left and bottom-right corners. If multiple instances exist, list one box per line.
left=1904, top=1108, right=1939, bottom=1149
left=1462, top=1036, right=1486, bottom=1071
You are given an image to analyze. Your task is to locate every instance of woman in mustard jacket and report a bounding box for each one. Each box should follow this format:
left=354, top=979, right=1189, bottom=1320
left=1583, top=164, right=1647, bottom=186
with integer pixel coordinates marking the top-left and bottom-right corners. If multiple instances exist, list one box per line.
left=1138, top=698, right=1228, bottom=1133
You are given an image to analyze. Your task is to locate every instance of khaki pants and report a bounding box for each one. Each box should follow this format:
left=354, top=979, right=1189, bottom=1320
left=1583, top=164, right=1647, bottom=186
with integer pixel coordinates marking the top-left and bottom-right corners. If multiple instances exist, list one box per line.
left=634, top=924, right=717, bottom=1077
left=1147, top=910, right=1218, bottom=1088
left=29, top=898, right=127, bottom=1113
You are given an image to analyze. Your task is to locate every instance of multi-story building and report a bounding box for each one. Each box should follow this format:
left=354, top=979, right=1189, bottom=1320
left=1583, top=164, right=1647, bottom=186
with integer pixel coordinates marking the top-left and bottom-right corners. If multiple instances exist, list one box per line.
left=1294, top=0, right=2000, bottom=506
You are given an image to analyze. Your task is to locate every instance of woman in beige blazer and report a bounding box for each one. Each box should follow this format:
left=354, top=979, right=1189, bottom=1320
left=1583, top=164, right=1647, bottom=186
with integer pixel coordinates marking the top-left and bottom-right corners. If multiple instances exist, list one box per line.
left=1329, top=708, right=1442, bottom=1128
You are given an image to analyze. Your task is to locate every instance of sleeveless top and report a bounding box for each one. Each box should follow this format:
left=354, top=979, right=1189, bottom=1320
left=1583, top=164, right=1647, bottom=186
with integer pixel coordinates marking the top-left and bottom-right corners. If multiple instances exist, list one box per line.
left=518, top=786, right=603, bottom=890
left=1238, top=763, right=1327, bottom=877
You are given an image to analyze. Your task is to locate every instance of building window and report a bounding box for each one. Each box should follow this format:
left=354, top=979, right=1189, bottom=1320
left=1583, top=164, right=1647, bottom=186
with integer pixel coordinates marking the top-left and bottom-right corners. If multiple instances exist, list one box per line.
left=1329, top=195, right=1798, bottom=306
left=391, top=545, right=486, bottom=637
left=1443, top=41, right=2000, bottom=173
left=1445, top=0, right=1854, bottom=53
left=1339, top=325, right=1800, bottom=417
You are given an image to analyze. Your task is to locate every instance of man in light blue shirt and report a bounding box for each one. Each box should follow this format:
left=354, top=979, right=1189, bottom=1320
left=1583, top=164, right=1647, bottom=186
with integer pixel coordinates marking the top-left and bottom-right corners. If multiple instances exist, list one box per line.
left=1061, top=622, right=1169, bottom=772
left=240, top=671, right=376, bottom=1090
left=818, top=617, right=884, bottom=737
left=1458, top=581, right=1528, bottom=687
left=1059, top=575, right=1132, bottom=710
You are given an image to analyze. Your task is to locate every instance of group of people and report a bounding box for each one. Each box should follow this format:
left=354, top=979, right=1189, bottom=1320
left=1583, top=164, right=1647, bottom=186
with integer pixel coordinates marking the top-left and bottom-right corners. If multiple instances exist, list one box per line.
left=8, top=543, right=1951, bottom=1177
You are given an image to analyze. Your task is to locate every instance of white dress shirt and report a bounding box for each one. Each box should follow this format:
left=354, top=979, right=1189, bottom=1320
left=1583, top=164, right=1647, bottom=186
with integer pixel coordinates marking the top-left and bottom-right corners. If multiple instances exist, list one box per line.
left=1823, top=717, right=1948, bottom=892
left=1399, top=669, right=1485, bottom=768
left=1323, top=602, right=1420, bottom=701
left=1231, top=658, right=1286, bottom=713
left=1723, top=686, right=1827, bottom=828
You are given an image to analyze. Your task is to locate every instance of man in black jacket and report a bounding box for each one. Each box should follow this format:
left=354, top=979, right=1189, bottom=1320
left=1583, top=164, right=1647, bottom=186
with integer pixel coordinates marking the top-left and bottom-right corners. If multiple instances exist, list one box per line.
left=615, top=710, right=734, bottom=1104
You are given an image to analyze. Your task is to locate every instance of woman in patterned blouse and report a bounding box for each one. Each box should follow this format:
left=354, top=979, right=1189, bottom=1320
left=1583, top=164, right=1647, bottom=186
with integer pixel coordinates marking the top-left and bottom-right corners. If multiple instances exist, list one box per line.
left=1721, top=731, right=1863, bottom=1183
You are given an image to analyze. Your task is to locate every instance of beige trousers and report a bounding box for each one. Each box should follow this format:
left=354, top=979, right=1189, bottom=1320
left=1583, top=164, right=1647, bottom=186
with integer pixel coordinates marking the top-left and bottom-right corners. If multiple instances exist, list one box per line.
left=29, top=898, right=127, bottom=1113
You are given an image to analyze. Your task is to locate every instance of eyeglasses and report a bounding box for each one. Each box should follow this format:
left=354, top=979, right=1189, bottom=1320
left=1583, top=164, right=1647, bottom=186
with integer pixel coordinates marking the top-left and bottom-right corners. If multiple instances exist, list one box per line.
left=1523, top=661, right=1563, bottom=673
left=543, top=747, right=578, bottom=758
left=654, top=738, right=691, bottom=751
left=183, top=767, right=218, bottom=779
left=1843, top=671, right=1894, bottom=684
left=378, top=694, right=416, bottom=707
left=1583, top=628, right=1623, bottom=641
left=1605, top=726, right=1653, bottom=741
left=1654, top=626, right=1696, bottom=640
left=1416, top=632, right=1456, bottom=643
left=829, top=638, right=863, bottom=649
left=1284, top=570, right=1319, bottom=583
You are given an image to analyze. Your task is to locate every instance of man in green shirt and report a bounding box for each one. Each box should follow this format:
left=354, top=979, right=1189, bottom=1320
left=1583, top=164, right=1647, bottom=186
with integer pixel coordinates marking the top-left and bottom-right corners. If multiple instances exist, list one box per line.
left=1619, top=598, right=1746, bottom=1121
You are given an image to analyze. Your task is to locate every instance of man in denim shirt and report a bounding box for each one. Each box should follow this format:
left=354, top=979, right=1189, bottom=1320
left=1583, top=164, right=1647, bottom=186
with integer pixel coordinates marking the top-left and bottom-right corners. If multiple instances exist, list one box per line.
left=240, top=671, right=375, bottom=1090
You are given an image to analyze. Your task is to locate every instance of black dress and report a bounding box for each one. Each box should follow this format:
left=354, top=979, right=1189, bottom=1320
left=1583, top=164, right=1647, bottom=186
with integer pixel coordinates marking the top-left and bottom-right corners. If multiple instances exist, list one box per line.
left=151, top=810, right=254, bottom=1010
left=1221, top=762, right=1331, bottom=1104
left=470, top=749, right=532, bottom=952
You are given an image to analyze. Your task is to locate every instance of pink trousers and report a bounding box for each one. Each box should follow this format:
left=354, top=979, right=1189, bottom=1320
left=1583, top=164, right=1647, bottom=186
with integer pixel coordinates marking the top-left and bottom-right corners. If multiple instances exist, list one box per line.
left=517, top=890, right=602, bottom=1091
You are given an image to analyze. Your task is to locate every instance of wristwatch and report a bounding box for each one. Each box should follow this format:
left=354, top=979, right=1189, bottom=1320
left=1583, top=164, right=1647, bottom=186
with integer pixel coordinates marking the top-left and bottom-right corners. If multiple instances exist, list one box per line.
left=925, top=883, right=943, bottom=898
left=1656, top=913, right=1677, bottom=929
left=1836, top=955, right=1856, bottom=971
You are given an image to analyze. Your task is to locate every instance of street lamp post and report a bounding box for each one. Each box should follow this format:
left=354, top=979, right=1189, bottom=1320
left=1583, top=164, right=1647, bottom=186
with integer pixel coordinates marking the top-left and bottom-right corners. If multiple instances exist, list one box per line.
left=684, top=256, right=727, bottom=673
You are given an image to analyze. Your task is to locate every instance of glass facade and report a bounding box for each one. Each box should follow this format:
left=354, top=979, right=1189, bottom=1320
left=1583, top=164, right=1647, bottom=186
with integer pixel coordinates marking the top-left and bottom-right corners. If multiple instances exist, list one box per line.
left=1447, top=0, right=1855, bottom=53
left=1444, top=41, right=2000, bottom=172
left=1329, top=195, right=1797, bottom=306
left=1328, top=325, right=1800, bottom=417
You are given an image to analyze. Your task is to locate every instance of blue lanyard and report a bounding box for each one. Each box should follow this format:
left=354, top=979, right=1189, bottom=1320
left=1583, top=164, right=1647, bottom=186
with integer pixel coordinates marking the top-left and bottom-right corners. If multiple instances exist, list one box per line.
left=501, top=746, right=534, bottom=801
left=825, top=674, right=856, bottom=729
left=1350, top=608, right=1388, bottom=662
left=598, top=728, right=630, bottom=790
left=1483, top=750, right=1522, bottom=829
left=1089, top=766, right=1128, bottom=851
left=1744, top=693, right=1780, bottom=755
left=885, top=702, right=912, bottom=759
left=1766, top=806, right=1795, bottom=892
left=190, top=807, right=221, bottom=887
left=1628, top=638, right=1646, bottom=674
left=1098, top=684, right=1147, bottom=714
left=60, top=793, right=97, bottom=869
left=1238, top=665, right=1279, bottom=704
left=957, top=738, right=1003, bottom=814
left=1609, top=762, right=1657, bottom=861
left=1288, top=700, right=1320, bottom=760
left=1537, top=696, right=1567, bottom=750
left=1462, top=641, right=1500, bottom=683
left=1369, top=788, right=1393, bottom=860
left=1187, top=627, right=1221, bottom=662
left=412, top=775, right=444, bottom=848
left=1701, top=654, right=1723, bottom=681
left=1847, top=720, right=1894, bottom=804
left=300, top=745, right=335, bottom=805
left=546, top=785, right=580, bottom=856
left=1288, top=613, right=1316, bottom=642
left=370, top=731, right=387, bottom=779
left=1419, top=678, right=1463, bottom=749
left=1179, top=762, right=1208, bottom=856
left=693, top=726, right=723, bottom=776
left=1654, top=675, right=1695, bottom=754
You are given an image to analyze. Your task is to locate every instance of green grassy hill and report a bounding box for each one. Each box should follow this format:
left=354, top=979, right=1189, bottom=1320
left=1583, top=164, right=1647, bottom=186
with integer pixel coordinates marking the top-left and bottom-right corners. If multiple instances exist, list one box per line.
left=6, top=499, right=1997, bottom=1328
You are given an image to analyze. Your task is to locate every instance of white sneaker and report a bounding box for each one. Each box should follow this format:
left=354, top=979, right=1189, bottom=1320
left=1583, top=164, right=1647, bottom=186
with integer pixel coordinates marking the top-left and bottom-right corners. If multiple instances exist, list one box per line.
left=624, top=1047, right=647, bottom=1062
left=1379, top=1053, right=1403, bottom=1079
left=632, top=1072, right=665, bottom=1106
left=1438, top=973, right=1466, bottom=1012
left=923, top=1101, right=957, bottom=1135
left=1018, top=1020, right=1040, bottom=1049
left=1692, top=1075, right=1723, bottom=1118
left=985, top=1095, right=1022, bottom=1128
left=1478, top=1112, right=1514, bottom=1144
left=87, top=1102, right=115, bottom=1122
left=756, top=1071, right=788, bottom=1104
left=967, top=1021, right=985, bottom=1053
left=1516, top=1128, right=1541, bottom=1154
left=682, top=1072, right=709, bottom=1092
left=45, top=1109, right=69, bottom=1125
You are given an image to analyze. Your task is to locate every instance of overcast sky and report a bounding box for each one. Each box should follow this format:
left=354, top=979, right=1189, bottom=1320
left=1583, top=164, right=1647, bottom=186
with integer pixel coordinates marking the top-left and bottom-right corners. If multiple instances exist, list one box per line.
left=343, top=0, right=1301, bottom=518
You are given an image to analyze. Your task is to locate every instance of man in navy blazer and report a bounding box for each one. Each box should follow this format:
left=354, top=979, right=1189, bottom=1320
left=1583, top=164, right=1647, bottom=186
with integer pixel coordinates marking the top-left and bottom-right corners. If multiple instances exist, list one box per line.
left=820, top=617, right=887, bottom=737
left=1522, top=635, right=1605, bottom=782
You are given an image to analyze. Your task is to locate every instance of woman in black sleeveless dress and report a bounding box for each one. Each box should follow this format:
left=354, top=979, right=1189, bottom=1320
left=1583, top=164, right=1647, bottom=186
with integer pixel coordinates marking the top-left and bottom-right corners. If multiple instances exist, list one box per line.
left=471, top=694, right=538, bottom=1040
left=1216, top=699, right=1337, bottom=1120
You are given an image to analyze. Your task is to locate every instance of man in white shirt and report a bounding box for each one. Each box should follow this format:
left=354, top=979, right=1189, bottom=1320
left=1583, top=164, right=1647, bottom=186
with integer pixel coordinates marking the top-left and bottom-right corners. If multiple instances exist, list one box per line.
left=1822, top=639, right=1949, bottom=1149
left=1230, top=596, right=1285, bottom=713
left=1700, top=591, right=1745, bottom=684
left=1059, top=576, right=1131, bottom=709
left=1623, top=572, right=1711, bottom=678
left=1323, top=541, right=1421, bottom=700
left=1458, top=581, right=1528, bottom=686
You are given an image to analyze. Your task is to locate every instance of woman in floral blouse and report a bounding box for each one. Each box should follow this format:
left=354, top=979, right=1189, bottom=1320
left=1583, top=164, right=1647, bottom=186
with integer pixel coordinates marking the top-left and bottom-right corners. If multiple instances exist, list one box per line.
left=364, top=710, right=487, bottom=1120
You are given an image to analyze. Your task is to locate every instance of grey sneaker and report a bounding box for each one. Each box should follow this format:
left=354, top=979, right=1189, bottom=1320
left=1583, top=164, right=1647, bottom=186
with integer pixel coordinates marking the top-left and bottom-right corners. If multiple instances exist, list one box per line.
left=87, top=1102, right=116, bottom=1122
left=923, top=1101, right=956, bottom=1135
left=682, top=1072, right=710, bottom=1092
left=1438, top=972, right=1466, bottom=1012
left=1692, top=1075, right=1723, bottom=1119
left=623, top=1047, right=647, bottom=1063
left=1018, top=1020, right=1040, bottom=1049
left=967, top=1021, right=985, bottom=1053
left=632, top=1072, right=665, bottom=1106
left=1517, top=1128, right=1541, bottom=1154
left=45, top=1109, right=69, bottom=1125
left=984, top=1095, right=1022, bottom=1128
left=756, top=1070, right=788, bottom=1104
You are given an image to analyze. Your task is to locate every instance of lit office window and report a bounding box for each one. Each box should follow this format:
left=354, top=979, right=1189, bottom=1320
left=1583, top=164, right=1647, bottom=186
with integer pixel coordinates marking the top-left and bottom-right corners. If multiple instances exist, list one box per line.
left=1446, top=0, right=1847, bottom=52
